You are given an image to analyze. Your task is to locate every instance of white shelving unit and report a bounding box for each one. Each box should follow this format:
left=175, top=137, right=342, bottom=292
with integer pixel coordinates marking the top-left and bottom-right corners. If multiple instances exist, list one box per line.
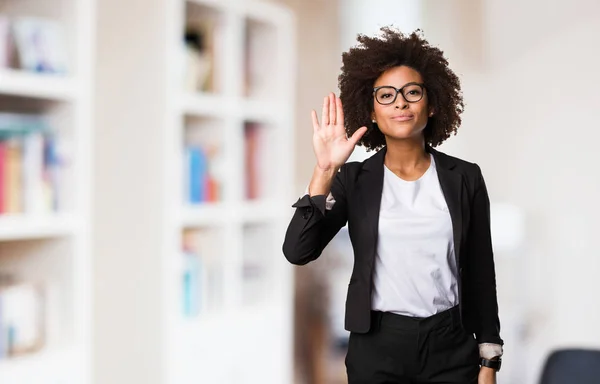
left=0, top=213, right=78, bottom=241
left=0, top=0, right=94, bottom=383
left=0, top=69, right=78, bottom=101
left=163, top=0, right=296, bottom=383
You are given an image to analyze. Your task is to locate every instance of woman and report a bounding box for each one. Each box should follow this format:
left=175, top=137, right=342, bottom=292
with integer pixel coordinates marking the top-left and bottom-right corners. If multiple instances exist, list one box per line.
left=283, top=28, right=503, bottom=383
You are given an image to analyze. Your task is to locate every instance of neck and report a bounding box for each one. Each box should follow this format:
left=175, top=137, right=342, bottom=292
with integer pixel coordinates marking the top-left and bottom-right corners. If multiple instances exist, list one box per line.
left=384, top=136, right=429, bottom=170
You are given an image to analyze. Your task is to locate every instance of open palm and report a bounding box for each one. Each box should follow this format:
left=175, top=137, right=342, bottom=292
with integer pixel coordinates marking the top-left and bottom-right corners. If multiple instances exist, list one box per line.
left=311, top=93, right=368, bottom=171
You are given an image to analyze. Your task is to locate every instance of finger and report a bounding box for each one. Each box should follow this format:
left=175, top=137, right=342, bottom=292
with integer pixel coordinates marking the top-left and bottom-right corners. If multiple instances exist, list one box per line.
left=311, top=110, right=320, bottom=133
left=321, top=96, right=329, bottom=126
left=329, top=93, right=336, bottom=126
left=336, top=95, right=344, bottom=126
left=349, top=126, right=368, bottom=145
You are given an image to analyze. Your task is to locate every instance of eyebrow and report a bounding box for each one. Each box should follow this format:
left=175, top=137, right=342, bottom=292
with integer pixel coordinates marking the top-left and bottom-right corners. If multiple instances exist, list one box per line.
left=373, top=81, right=423, bottom=89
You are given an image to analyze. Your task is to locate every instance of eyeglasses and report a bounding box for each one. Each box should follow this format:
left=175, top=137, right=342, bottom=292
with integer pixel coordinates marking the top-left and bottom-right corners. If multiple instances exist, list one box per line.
left=373, top=82, right=426, bottom=105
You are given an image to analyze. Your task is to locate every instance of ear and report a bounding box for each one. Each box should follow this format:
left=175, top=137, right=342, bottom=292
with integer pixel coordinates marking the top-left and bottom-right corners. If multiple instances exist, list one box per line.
left=428, top=108, right=435, bottom=117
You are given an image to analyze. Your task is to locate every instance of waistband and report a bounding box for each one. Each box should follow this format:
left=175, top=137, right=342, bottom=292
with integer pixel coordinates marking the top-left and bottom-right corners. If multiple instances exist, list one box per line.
left=371, top=305, right=461, bottom=332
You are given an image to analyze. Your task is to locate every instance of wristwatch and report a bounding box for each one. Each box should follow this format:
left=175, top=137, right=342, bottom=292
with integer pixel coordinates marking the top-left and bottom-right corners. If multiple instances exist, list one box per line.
left=479, top=357, right=502, bottom=372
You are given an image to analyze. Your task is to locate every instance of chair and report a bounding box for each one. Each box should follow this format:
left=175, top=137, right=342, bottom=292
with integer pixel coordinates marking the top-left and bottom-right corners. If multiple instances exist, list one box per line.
left=539, top=348, right=600, bottom=384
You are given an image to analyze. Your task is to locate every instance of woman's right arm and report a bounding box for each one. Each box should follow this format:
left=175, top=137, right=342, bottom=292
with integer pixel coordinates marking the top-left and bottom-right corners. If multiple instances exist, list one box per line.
left=283, top=164, right=347, bottom=265
left=282, top=93, right=367, bottom=265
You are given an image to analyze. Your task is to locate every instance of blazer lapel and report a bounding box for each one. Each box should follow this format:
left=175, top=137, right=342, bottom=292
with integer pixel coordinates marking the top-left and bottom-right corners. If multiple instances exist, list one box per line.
left=430, top=147, right=463, bottom=267
left=357, top=147, right=386, bottom=251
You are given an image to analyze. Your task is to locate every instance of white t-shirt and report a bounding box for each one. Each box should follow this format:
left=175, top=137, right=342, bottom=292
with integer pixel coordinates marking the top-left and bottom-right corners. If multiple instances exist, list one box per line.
left=371, top=154, right=459, bottom=317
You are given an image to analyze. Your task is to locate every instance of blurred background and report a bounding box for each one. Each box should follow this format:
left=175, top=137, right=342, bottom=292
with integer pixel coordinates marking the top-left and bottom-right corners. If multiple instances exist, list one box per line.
left=0, top=0, right=598, bottom=383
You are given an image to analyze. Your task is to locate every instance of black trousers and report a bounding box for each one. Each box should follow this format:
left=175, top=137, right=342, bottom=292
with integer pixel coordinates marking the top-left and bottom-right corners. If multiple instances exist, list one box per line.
left=345, top=306, right=479, bottom=384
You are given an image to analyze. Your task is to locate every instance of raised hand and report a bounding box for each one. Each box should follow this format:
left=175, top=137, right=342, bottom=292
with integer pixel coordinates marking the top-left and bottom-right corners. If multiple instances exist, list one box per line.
left=311, top=93, right=368, bottom=171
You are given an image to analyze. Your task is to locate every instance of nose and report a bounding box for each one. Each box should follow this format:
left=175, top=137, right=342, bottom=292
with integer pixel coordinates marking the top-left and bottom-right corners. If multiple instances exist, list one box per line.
left=394, top=92, right=409, bottom=109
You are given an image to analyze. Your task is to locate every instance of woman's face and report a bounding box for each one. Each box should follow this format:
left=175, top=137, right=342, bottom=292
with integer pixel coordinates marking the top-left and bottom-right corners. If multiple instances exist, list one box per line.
left=371, top=65, right=433, bottom=143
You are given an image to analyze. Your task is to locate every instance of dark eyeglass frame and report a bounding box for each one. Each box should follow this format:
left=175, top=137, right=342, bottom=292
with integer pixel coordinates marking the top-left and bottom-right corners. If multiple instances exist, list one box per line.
left=373, top=82, right=426, bottom=105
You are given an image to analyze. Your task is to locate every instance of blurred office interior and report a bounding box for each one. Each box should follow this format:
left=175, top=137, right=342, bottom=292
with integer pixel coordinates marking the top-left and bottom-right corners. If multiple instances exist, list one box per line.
left=0, top=0, right=599, bottom=383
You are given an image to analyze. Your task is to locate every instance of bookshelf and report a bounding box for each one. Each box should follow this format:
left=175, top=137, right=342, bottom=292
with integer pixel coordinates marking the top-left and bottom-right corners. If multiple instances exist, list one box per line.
left=0, top=0, right=93, bottom=383
left=164, top=0, right=296, bottom=382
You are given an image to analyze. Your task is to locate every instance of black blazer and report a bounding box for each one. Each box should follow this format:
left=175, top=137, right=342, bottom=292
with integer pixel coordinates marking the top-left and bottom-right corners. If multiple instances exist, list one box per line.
left=283, top=146, right=503, bottom=345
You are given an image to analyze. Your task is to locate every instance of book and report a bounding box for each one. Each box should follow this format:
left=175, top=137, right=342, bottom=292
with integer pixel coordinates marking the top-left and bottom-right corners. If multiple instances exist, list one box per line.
left=0, top=113, right=61, bottom=214
left=0, top=281, right=46, bottom=359
left=184, top=144, right=221, bottom=204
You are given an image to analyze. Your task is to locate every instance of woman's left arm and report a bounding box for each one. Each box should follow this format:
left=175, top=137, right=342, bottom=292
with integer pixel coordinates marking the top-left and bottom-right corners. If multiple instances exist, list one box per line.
left=469, top=164, right=503, bottom=383
left=468, top=164, right=504, bottom=346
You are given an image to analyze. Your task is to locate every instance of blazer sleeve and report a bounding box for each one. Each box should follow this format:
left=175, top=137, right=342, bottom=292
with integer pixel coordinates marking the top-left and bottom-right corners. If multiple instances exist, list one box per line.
left=468, top=164, right=504, bottom=346
left=282, top=165, right=349, bottom=265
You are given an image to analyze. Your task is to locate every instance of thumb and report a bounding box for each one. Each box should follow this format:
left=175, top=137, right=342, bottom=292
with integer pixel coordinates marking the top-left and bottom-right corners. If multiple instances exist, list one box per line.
left=349, top=126, right=368, bottom=145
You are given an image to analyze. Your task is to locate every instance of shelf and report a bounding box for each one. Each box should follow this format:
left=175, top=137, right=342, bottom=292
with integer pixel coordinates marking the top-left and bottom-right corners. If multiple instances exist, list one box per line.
left=185, top=0, right=291, bottom=20
left=181, top=202, right=228, bottom=227
left=0, top=213, right=78, bottom=241
left=185, top=0, right=233, bottom=12
left=176, top=309, right=231, bottom=332
left=241, top=99, right=285, bottom=122
left=174, top=303, right=281, bottom=338
left=180, top=93, right=227, bottom=117
left=0, top=347, right=78, bottom=384
left=180, top=93, right=286, bottom=121
left=242, top=1, right=293, bottom=24
left=240, top=199, right=286, bottom=223
left=180, top=200, right=285, bottom=227
left=0, top=70, right=78, bottom=101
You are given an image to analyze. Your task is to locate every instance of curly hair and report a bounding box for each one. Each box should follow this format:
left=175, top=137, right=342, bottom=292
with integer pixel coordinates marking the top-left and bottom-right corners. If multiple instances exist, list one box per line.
left=339, top=27, right=464, bottom=150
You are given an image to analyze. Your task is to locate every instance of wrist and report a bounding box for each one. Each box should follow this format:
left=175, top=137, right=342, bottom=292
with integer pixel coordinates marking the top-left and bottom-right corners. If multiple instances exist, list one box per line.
left=309, top=166, right=337, bottom=196
left=314, top=163, right=339, bottom=174
left=479, top=357, right=502, bottom=372
left=480, top=366, right=497, bottom=374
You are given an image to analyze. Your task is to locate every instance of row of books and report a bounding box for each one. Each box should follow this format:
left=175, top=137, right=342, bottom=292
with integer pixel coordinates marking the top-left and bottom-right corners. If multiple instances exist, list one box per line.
left=0, top=15, right=68, bottom=74
left=180, top=228, right=222, bottom=317
left=0, top=113, right=63, bottom=215
left=244, top=123, right=271, bottom=200
left=184, top=124, right=271, bottom=203
left=184, top=145, right=220, bottom=204
left=180, top=225, right=275, bottom=314
left=0, top=277, right=46, bottom=359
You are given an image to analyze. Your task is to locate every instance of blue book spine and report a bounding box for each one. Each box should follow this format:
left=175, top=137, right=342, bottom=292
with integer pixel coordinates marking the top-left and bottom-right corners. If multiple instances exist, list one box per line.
left=182, top=250, right=202, bottom=317
left=43, top=134, right=60, bottom=211
left=188, top=147, right=200, bottom=203
left=187, top=147, right=208, bottom=203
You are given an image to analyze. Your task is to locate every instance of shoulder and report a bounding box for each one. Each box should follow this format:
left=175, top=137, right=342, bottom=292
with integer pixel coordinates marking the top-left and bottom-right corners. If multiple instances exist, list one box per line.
left=338, top=148, right=384, bottom=179
left=336, top=160, right=362, bottom=186
left=431, top=148, right=483, bottom=179
left=339, top=160, right=364, bottom=174
left=431, top=148, right=489, bottom=197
